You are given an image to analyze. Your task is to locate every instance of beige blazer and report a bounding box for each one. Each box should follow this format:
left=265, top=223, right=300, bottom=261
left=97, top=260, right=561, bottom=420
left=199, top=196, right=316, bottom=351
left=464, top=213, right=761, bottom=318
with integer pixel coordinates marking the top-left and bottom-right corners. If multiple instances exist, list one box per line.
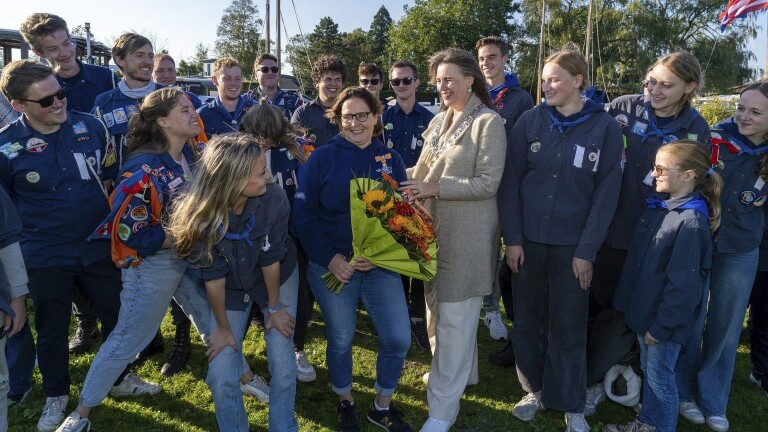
left=410, top=94, right=507, bottom=302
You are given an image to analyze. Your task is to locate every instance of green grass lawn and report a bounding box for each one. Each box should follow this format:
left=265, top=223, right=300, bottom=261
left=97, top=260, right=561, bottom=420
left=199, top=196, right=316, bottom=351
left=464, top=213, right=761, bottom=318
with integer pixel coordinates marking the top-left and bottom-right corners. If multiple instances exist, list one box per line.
left=8, top=305, right=768, bottom=431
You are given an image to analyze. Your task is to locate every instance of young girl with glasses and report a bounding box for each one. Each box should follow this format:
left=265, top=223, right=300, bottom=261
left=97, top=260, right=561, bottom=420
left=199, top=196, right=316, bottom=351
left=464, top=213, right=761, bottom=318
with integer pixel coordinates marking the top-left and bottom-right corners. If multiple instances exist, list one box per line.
left=606, top=140, right=722, bottom=432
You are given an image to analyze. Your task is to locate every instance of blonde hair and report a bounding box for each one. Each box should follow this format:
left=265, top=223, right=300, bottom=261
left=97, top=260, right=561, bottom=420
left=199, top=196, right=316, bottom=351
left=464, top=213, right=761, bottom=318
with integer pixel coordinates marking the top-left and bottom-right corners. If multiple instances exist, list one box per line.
left=544, top=43, right=589, bottom=91
left=169, top=133, right=264, bottom=264
left=658, top=140, right=723, bottom=232
left=213, top=57, right=241, bottom=75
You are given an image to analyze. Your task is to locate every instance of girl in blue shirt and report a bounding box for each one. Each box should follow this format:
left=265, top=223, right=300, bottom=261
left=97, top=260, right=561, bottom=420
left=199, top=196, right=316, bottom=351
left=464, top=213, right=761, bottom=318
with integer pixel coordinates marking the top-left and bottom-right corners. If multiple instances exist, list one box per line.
left=606, top=140, right=722, bottom=432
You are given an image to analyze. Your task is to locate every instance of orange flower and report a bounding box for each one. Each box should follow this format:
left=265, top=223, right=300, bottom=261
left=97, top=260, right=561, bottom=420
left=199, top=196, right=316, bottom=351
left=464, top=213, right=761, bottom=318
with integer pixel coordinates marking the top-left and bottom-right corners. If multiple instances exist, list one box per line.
left=388, top=214, right=408, bottom=232
left=303, top=144, right=316, bottom=158
left=381, top=172, right=399, bottom=189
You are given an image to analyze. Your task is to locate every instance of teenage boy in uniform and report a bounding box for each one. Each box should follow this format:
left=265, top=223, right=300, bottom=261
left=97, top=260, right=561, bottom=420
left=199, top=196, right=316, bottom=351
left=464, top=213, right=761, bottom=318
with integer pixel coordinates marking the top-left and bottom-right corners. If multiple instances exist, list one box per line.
left=249, top=53, right=300, bottom=119
left=291, top=55, right=346, bottom=147
left=197, top=57, right=253, bottom=139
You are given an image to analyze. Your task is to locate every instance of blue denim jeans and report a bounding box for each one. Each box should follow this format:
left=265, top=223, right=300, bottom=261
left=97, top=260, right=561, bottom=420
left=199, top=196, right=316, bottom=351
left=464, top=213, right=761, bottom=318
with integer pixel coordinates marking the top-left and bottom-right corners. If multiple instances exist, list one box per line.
left=308, top=261, right=410, bottom=396
left=79, top=249, right=196, bottom=407
left=1, top=336, right=9, bottom=432
left=482, top=256, right=503, bottom=313
left=637, top=335, right=682, bottom=432
left=174, top=267, right=300, bottom=432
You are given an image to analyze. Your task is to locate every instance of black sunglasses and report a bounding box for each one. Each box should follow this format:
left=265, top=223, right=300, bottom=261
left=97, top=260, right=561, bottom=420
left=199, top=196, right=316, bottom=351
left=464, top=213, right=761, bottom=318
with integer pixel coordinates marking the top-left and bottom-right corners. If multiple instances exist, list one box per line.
left=359, top=78, right=381, bottom=86
left=17, top=88, right=66, bottom=108
left=259, top=66, right=279, bottom=73
left=390, top=77, right=415, bottom=86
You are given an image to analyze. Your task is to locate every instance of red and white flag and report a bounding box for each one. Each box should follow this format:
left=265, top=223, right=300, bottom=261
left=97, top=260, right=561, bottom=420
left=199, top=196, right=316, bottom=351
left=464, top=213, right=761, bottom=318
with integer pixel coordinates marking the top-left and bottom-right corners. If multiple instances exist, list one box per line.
left=720, top=0, right=768, bottom=29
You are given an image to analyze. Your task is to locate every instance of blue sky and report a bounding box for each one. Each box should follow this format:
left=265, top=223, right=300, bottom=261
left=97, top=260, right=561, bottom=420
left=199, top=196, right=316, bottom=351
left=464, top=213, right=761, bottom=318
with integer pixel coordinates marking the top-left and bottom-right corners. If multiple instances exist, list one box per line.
left=3, top=1, right=766, bottom=84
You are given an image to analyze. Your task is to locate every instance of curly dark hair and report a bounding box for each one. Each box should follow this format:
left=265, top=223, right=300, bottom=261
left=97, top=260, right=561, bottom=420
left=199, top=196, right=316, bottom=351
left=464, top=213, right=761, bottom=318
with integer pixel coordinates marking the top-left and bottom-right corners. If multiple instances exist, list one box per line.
left=311, top=55, right=347, bottom=85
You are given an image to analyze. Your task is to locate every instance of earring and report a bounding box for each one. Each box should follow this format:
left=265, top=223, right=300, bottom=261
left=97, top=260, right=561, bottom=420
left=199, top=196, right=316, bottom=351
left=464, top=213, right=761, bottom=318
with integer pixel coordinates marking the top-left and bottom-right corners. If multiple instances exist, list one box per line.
left=467, top=87, right=472, bottom=93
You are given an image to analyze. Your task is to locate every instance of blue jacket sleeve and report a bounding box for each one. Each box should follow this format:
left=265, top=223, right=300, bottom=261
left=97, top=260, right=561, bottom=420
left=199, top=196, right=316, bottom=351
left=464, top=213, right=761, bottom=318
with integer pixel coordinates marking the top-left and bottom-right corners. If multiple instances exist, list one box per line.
left=648, top=221, right=710, bottom=341
left=196, top=246, right=229, bottom=282
left=293, top=151, right=336, bottom=267
left=498, top=112, right=528, bottom=246
left=574, top=120, right=623, bottom=261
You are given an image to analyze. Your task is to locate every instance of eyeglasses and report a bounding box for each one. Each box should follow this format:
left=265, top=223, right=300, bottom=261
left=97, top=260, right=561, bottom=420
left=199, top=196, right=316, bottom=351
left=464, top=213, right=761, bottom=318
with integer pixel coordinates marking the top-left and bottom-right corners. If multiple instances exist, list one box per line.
left=359, top=78, right=381, bottom=86
left=259, top=66, right=279, bottom=73
left=340, top=112, right=371, bottom=123
left=390, top=77, right=415, bottom=86
left=652, top=164, right=679, bottom=176
left=16, top=88, right=66, bottom=108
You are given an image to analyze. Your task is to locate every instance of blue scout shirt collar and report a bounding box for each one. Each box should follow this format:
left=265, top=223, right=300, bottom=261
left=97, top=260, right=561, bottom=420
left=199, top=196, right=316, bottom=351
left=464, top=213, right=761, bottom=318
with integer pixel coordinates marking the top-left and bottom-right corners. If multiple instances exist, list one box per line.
left=646, top=192, right=709, bottom=218
left=212, top=94, right=249, bottom=121
left=488, top=71, right=521, bottom=99
left=639, top=96, right=701, bottom=143
left=542, top=98, right=604, bottom=133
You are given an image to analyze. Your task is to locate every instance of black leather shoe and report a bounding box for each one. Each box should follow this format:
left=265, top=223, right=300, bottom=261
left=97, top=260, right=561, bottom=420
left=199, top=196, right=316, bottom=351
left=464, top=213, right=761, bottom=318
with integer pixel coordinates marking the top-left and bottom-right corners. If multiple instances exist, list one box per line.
left=133, top=329, right=165, bottom=365
left=488, top=339, right=515, bottom=367
left=161, top=324, right=191, bottom=376
left=69, top=321, right=99, bottom=355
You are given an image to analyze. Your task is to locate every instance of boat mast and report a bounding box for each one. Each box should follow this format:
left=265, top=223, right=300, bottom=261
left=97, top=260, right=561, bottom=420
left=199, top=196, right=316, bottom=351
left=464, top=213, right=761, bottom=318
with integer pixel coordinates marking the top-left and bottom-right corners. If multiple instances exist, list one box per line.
left=585, top=0, right=594, bottom=83
left=277, top=0, right=282, bottom=71
left=536, top=0, right=547, bottom=102
left=265, top=0, right=271, bottom=54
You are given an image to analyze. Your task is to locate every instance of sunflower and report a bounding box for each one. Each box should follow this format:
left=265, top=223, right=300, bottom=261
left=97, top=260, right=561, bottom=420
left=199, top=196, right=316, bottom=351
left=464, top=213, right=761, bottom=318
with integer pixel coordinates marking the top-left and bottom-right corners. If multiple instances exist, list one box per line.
left=362, top=190, right=394, bottom=214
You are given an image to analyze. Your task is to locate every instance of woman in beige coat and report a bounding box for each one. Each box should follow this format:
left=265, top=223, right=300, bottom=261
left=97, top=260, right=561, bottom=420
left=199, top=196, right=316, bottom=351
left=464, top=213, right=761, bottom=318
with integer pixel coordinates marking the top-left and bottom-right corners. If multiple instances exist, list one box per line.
left=401, top=48, right=507, bottom=432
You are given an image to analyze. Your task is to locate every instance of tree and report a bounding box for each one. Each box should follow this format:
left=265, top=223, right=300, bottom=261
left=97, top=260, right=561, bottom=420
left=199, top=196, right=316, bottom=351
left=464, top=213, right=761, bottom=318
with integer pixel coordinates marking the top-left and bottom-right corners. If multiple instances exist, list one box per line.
left=177, top=59, right=195, bottom=77
left=215, top=0, right=265, bottom=78
left=343, top=28, right=376, bottom=80
left=388, top=0, right=521, bottom=84
left=286, top=17, right=346, bottom=90
left=369, top=6, right=393, bottom=67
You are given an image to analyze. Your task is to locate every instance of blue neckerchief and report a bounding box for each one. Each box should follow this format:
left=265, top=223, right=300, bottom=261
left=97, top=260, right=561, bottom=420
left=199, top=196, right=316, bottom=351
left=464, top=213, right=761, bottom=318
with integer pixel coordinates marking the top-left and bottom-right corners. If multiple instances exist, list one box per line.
left=716, top=121, right=768, bottom=156
left=222, top=214, right=256, bottom=246
left=640, top=108, right=680, bottom=143
left=488, top=71, right=521, bottom=100
left=544, top=109, right=593, bottom=134
left=646, top=197, right=709, bottom=218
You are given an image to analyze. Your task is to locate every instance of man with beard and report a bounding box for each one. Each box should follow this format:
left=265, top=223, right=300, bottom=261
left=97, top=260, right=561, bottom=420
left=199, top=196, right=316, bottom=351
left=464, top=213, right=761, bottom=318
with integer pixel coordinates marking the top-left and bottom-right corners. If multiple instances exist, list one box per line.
left=197, top=57, right=252, bottom=140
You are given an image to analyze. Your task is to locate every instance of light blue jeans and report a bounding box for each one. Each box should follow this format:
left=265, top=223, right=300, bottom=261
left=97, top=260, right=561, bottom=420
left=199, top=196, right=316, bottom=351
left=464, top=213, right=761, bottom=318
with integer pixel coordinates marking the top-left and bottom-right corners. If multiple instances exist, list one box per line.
left=174, top=267, right=300, bottom=432
left=482, top=257, right=503, bottom=313
left=79, top=249, right=196, bottom=407
left=637, top=335, right=682, bottom=432
left=308, top=261, right=410, bottom=396
left=1, top=336, right=8, bottom=432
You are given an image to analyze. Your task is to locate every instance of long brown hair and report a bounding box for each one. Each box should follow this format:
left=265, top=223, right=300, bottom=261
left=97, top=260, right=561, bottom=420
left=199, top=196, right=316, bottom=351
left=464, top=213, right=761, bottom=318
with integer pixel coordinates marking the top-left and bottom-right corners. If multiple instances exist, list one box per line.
left=126, top=87, right=185, bottom=157
left=428, top=48, right=492, bottom=111
left=739, top=81, right=768, bottom=181
left=240, top=101, right=307, bottom=163
left=659, top=140, right=723, bottom=232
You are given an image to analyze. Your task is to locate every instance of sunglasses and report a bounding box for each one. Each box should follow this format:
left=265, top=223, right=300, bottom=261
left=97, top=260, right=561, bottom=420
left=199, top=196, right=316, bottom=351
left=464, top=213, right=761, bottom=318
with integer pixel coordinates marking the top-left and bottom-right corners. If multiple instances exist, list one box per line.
left=652, top=164, right=679, bottom=176
left=17, top=88, right=66, bottom=108
left=390, top=77, right=415, bottom=86
left=259, top=66, right=279, bottom=73
left=359, top=78, right=381, bottom=86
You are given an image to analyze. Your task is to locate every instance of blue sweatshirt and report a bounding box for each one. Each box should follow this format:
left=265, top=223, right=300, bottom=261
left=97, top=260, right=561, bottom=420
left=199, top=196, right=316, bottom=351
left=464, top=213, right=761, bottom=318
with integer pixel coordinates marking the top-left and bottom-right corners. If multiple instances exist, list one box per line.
left=711, top=119, right=768, bottom=253
left=606, top=94, right=710, bottom=250
left=197, top=95, right=253, bottom=140
left=293, top=135, right=407, bottom=267
left=58, top=60, right=119, bottom=113
left=190, top=183, right=296, bottom=311
left=498, top=99, right=623, bottom=261
left=614, top=192, right=712, bottom=343
left=0, top=112, right=112, bottom=268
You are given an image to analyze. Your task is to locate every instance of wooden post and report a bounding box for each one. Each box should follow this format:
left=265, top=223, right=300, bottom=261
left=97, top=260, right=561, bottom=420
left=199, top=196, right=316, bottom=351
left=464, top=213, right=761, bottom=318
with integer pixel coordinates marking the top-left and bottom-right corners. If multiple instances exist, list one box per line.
left=536, top=0, right=547, bottom=103
left=265, top=0, right=271, bottom=54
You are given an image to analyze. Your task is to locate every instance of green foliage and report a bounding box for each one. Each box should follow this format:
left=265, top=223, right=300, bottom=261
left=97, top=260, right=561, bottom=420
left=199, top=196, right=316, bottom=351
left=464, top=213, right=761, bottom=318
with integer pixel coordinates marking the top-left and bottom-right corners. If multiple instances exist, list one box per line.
left=369, top=6, right=394, bottom=67
left=695, top=97, right=736, bottom=126
left=515, top=0, right=756, bottom=97
left=388, top=0, right=520, bottom=84
left=215, top=0, right=265, bottom=78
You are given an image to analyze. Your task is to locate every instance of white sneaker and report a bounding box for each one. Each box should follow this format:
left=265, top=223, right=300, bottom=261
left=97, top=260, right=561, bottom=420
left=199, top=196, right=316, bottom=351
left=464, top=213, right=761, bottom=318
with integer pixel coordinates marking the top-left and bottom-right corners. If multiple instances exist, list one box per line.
left=109, top=373, right=161, bottom=397
left=54, top=412, right=90, bottom=432
left=705, top=415, right=729, bottom=432
left=37, top=395, right=69, bottom=432
left=295, top=351, right=316, bottom=382
left=584, top=384, right=606, bottom=416
left=679, top=401, right=705, bottom=424
left=484, top=311, right=509, bottom=340
left=240, top=374, right=270, bottom=403
left=419, top=417, right=452, bottom=432
left=422, top=372, right=429, bottom=386
left=565, top=412, right=589, bottom=432
left=512, top=391, right=543, bottom=421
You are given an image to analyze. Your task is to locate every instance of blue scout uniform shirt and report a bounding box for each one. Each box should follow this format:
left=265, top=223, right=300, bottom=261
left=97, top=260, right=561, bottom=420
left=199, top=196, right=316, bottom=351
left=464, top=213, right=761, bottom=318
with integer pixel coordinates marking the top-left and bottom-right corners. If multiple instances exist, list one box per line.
left=489, top=71, right=534, bottom=132
left=248, top=87, right=301, bottom=119
left=197, top=95, right=253, bottom=140
left=711, top=119, right=768, bottom=254
left=57, top=60, right=119, bottom=113
left=382, top=102, right=434, bottom=168
left=498, top=99, right=623, bottom=262
left=266, top=142, right=302, bottom=211
left=0, top=112, right=111, bottom=268
left=606, top=94, right=711, bottom=250
left=190, top=183, right=297, bottom=311
left=113, top=145, right=196, bottom=257
left=293, top=134, right=407, bottom=267
left=291, top=98, right=339, bottom=147
left=92, top=84, right=164, bottom=179
left=614, top=192, right=711, bottom=344
left=0, top=186, right=21, bottom=317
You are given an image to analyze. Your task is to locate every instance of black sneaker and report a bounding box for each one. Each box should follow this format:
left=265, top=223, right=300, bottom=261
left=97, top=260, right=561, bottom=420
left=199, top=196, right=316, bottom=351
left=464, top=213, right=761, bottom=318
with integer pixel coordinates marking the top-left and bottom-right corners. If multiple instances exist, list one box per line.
left=367, top=402, right=413, bottom=432
left=750, top=370, right=768, bottom=396
left=338, top=400, right=360, bottom=432
left=488, top=340, right=515, bottom=367
left=410, top=318, right=429, bottom=351
left=69, top=321, right=100, bottom=355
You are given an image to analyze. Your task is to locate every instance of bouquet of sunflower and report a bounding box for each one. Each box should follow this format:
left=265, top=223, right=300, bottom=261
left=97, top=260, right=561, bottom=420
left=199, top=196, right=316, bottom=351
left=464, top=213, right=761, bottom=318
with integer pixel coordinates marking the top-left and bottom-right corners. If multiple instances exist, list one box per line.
left=323, top=173, right=438, bottom=293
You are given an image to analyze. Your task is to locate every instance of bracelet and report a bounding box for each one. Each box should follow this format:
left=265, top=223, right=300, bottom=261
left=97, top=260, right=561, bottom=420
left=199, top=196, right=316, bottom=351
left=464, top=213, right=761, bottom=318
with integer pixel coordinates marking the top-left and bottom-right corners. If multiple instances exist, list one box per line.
left=263, top=303, right=284, bottom=314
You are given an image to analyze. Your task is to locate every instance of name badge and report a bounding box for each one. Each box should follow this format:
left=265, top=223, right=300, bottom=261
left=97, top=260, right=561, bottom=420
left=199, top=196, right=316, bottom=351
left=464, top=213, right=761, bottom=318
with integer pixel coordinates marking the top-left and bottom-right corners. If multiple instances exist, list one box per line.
left=755, top=178, right=765, bottom=191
